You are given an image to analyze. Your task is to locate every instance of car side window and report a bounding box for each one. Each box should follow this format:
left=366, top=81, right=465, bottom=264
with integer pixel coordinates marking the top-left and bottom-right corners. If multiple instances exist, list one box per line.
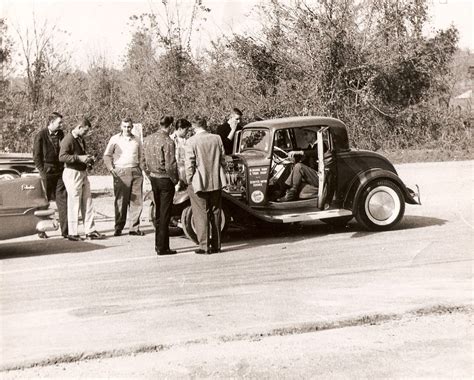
left=274, top=129, right=292, bottom=150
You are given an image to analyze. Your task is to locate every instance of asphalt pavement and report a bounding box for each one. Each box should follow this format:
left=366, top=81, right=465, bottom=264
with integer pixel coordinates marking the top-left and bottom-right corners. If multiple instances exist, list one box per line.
left=0, top=160, right=472, bottom=376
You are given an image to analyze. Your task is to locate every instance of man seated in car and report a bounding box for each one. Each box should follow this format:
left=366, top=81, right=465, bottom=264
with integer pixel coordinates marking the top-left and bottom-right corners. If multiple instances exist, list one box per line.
left=277, top=128, right=320, bottom=202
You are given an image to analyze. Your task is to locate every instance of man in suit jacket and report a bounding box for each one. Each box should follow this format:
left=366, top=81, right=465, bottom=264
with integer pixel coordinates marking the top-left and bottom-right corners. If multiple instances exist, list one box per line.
left=277, top=128, right=320, bottom=202
left=33, top=111, right=68, bottom=238
left=185, top=117, right=227, bottom=254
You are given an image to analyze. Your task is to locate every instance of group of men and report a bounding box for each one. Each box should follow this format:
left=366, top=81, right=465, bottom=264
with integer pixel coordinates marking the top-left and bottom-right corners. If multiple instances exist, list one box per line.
left=34, top=113, right=105, bottom=241
left=33, top=108, right=243, bottom=255
left=33, top=107, right=321, bottom=254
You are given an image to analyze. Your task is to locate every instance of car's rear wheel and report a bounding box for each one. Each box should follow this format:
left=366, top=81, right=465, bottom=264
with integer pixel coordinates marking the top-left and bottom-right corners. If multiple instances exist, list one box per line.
left=355, top=180, right=405, bottom=231
left=181, top=205, right=229, bottom=244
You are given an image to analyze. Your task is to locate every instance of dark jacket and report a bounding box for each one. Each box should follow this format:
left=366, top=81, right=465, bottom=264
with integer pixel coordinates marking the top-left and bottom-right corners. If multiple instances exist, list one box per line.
left=143, top=130, right=179, bottom=184
left=59, top=132, right=88, bottom=171
left=33, top=128, right=65, bottom=175
left=215, top=122, right=242, bottom=155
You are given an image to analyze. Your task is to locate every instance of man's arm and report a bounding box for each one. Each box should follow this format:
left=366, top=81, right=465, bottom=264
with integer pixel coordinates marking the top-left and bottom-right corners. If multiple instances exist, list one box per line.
left=102, top=136, right=116, bottom=172
left=165, top=141, right=179, bottom=185
left=184, top=142, right=196, bottom=185
left=59, top=136, right=88, bottom=164
left=33, top=131, right=44, bottom=174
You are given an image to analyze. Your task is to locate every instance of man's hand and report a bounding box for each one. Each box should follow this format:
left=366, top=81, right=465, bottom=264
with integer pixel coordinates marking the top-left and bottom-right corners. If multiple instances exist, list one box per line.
left=288, top=150, right=304, bottom=159
left=110, top=168, right=119, bottom=178
left=78, top=155, right=89, bottom=163
left=228, top=116, right=239, bottom=131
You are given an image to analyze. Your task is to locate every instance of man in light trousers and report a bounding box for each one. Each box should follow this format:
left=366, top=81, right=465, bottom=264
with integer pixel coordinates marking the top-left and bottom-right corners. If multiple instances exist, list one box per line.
left=59, top=118, right=105, bottom=241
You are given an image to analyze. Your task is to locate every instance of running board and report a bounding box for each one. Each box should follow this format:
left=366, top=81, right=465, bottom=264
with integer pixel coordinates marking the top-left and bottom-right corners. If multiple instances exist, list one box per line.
left=272, top=209, right=353, bottom=223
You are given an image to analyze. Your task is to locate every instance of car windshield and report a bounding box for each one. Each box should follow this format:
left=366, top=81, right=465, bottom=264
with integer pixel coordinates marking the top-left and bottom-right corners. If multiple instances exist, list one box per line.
left=239, top=129, right=270, bottom=153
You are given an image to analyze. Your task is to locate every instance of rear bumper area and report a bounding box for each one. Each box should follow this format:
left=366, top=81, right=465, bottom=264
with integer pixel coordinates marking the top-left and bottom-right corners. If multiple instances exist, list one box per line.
left=34, top=208, right=58, bottom=233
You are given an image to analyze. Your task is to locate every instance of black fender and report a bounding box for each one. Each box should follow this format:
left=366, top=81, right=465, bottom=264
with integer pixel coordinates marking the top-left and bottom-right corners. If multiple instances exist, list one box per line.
left=343, top=168, right=419, bottom=210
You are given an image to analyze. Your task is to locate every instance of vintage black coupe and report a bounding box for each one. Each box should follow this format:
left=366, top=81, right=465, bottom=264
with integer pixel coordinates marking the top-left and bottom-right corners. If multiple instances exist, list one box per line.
left=179, top=116, right=421, bottom=242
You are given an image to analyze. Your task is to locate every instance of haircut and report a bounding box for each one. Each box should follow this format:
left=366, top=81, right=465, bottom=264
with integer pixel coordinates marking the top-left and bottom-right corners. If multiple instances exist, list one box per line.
left=193, top=116, right=208, bottom=130
left=231, top=107, right=242, bottom=117
left=48, top=111, right=63, bottom=125
left=81, top=117, right=92, bottom=128
left=160, top=116, right=174, bottom=128
left=122, top=117, right=133, bottom=125
left=175, top=118, right=191, bottom=130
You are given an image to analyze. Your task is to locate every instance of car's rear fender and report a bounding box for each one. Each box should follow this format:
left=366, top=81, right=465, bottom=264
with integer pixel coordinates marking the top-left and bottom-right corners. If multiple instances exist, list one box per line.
left=343, top=168, right=419, bottom=210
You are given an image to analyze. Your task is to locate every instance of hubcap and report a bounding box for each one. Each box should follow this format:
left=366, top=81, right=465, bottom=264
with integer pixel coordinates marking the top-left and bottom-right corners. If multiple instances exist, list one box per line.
left=365, top=186, right=401, bottom=225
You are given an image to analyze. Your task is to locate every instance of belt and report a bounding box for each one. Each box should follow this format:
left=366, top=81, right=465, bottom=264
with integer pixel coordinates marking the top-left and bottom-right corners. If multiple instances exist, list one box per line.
left=149, top=172, right=170, bottom=179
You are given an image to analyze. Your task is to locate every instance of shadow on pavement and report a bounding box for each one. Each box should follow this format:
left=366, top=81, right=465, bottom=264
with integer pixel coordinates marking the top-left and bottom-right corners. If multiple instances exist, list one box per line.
left=0, top=239, right=106, bottom=259
left=350, top=215, right=448, bottom=238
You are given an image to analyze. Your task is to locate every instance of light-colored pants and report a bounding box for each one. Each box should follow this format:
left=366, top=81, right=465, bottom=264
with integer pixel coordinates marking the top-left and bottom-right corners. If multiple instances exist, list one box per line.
left=62, top=168, right=96, bottom=236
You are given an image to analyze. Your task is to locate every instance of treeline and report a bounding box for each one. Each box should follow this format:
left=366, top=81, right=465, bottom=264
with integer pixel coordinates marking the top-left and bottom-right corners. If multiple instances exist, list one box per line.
left=0, top=0, right=472, bottom=167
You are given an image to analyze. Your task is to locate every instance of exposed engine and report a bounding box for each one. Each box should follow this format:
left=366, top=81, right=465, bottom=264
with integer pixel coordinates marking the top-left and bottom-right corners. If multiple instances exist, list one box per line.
left=223, top=156, right=246, bottom=197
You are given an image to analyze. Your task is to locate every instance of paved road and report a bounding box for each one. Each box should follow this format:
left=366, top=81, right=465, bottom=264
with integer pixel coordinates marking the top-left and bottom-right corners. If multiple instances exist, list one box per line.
left=0, top=161, right=472, bottom=373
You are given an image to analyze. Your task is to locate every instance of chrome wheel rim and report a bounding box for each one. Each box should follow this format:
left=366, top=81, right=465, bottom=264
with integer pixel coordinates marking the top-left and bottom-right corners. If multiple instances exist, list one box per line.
left=365, top=186, right=401, bottom=226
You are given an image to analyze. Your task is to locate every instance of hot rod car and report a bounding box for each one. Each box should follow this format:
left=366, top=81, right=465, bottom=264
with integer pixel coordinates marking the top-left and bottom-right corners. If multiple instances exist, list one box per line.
left=175, top=116, right=420, bottom=243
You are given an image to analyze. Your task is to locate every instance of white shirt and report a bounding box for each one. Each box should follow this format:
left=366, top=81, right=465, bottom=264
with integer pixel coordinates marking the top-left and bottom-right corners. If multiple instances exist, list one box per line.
left=103, top=133, right=142, bottom=169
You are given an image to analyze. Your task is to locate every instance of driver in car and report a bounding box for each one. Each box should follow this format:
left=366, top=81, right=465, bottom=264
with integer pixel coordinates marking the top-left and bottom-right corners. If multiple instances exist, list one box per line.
left=277, top=128, right=320, bottom=202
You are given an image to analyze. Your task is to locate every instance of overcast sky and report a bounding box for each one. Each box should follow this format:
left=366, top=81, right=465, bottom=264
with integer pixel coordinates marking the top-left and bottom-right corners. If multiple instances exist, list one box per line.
left=2, top=0, right=473, bottom=69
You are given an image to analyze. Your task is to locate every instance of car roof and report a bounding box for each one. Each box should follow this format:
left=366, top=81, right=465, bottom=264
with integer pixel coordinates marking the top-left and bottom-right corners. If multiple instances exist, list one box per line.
left=243, top=116, right=350, bottom=150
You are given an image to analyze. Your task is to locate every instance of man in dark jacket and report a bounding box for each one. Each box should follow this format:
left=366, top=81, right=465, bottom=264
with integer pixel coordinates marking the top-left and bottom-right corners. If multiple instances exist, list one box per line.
left=143, top=116, right=179, bottom=256
left=215, top=108, right=242, bottom=155
left=59, top=118, right=105, bottom=241
left=33, top=111, right=68, bottom=238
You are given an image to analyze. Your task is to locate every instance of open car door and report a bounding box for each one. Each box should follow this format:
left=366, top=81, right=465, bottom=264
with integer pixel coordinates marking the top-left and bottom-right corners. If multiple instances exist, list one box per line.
left=317, top=127, right=336, bottom=209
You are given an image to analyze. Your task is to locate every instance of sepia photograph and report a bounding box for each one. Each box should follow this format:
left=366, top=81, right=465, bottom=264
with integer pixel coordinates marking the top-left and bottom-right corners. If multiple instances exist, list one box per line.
left=0, top=0, right=472, bottom=378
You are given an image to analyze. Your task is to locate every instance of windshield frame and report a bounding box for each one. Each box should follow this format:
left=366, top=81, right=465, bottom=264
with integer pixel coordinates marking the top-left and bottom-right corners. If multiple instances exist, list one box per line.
left=238, top=127, right=271, bottom=154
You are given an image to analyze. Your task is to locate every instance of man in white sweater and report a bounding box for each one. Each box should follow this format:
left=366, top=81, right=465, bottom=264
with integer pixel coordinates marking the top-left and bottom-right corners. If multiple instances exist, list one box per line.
left=103, top=117, right=144, bottom=237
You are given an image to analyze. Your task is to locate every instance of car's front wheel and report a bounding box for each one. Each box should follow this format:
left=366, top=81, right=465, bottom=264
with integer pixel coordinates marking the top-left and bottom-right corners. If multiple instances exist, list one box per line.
left=181, top=205, right=229, bottom=244
left=355, top=180, right=405, bottom=231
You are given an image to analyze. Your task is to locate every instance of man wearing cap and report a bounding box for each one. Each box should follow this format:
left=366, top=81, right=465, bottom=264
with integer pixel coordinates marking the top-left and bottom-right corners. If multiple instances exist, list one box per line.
left=277, top=128, right=320, bottom=202
left=104, top=117, right=144, bottom=237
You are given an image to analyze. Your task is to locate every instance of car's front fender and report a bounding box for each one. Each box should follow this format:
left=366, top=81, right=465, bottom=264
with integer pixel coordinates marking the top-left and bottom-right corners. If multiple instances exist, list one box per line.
left=343, top=168, right=419, bottom=210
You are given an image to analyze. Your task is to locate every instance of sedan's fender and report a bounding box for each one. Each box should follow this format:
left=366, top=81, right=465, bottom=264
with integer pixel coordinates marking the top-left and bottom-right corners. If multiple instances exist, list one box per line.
left=344, top=168, right=420, bottom=210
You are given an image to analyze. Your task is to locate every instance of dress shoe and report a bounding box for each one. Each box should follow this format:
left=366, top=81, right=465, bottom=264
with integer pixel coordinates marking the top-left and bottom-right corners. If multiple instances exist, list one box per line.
left=38, top=232, right=48, bottom=239
left=156, top=249, right=177, bottom=256
left=209, top=248, right=221, bottom=254
left=67, top=235, right=82, bottom=241
left=129, top=230, right=145, bottom=236
left=194, top=249, right=210, bottom=254
left=113, top=230, right=122, bottom=236
left=86, top=231, right=106, bottom=240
